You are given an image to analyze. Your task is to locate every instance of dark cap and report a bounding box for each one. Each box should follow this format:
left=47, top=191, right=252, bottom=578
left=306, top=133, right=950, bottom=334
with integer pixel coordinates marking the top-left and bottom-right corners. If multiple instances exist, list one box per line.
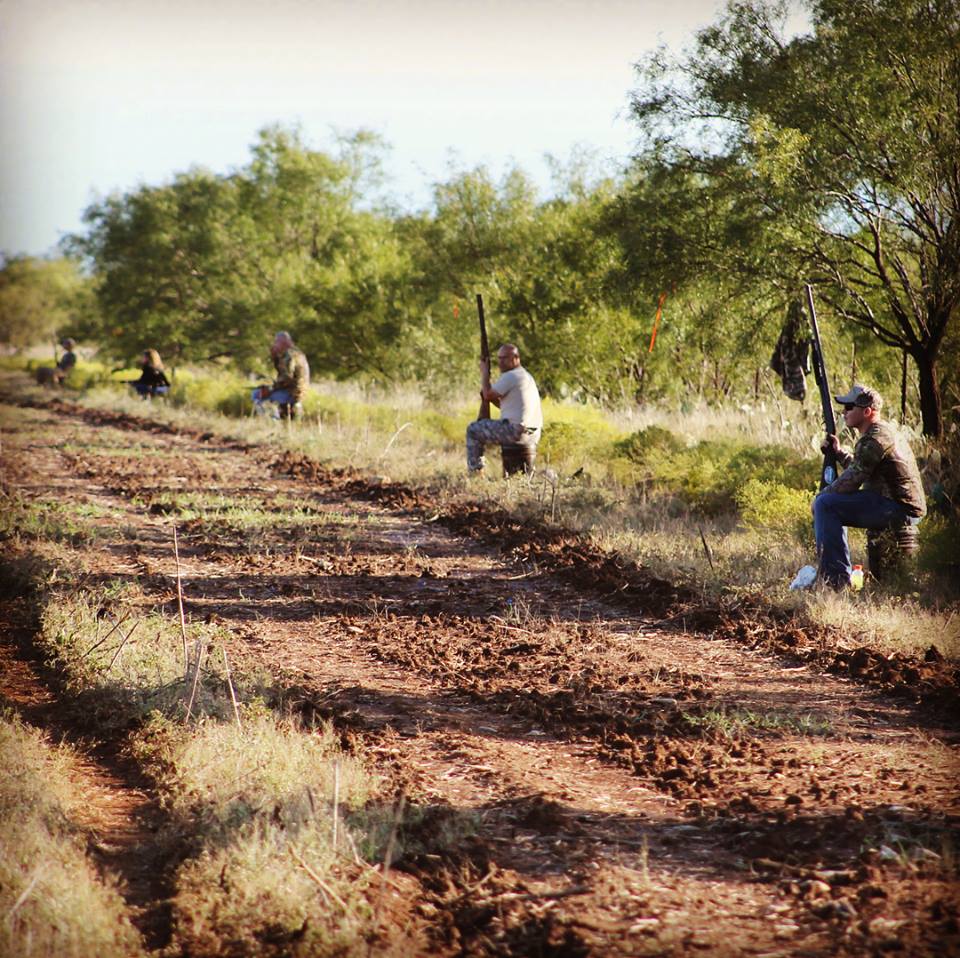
left=834, top=384, right=882, bottom=410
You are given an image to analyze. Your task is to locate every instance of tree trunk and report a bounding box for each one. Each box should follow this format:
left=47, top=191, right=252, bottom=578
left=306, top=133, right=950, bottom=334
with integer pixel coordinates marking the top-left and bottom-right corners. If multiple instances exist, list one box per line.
left=912, top=348, right=942, bottom=437
left=900, top=351, right=907, bottom=425
left=634, top=362, right=646, bottom=405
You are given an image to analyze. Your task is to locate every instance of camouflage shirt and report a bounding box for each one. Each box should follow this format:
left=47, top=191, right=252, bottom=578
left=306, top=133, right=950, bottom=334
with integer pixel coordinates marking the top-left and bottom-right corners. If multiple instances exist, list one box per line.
left=272, top=347, right=310, bottom=402
left=827, top=420, right=926, bottom=517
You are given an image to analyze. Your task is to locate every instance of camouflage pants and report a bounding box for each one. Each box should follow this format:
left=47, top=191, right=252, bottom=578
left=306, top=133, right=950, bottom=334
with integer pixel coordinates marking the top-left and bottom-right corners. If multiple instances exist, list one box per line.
left=466, top=418, right=537, bottom=472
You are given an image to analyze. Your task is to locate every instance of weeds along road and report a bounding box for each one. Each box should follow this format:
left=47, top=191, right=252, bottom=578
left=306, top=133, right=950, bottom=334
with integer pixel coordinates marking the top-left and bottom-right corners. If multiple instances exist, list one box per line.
left=1, top=392, right=958, bottom=957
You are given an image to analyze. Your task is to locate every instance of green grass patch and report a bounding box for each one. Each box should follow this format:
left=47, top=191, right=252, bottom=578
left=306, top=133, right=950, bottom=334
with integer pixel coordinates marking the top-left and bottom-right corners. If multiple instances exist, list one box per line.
left=140, top=491, right=363, bottom=551
left=684, top=706, right=833, bottom=738
left=0, top=494, right=105, bottom=546
left=143, top=490, right=334, bottom=527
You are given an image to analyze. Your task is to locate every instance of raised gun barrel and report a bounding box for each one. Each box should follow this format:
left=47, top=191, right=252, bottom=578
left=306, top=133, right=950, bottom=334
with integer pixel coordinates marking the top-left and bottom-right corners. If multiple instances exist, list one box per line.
left=477, top=293, right=491, bottom=420
left=804, top=284, right=838, bottom=489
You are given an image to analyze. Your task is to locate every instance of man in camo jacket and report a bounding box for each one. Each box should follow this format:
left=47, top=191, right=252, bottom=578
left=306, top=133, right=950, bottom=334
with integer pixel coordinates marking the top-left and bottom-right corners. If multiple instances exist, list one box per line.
left=813, top=384, right=926, bottom=588
left=252, top=331, right=310, bottom=418
left=466, top=343, right=542, bottom=473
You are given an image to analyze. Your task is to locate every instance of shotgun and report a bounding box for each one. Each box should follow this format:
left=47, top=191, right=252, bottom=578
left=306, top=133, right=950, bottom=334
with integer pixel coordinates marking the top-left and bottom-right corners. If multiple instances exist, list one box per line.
left=477, top=293, right=491, bottom=420
left=804, top=284, right=838, bottom=488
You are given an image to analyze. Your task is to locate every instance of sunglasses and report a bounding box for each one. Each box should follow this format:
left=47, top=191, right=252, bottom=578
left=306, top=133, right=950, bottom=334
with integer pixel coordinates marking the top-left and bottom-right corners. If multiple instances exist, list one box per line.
left=841, top=403, right=859, bottom=412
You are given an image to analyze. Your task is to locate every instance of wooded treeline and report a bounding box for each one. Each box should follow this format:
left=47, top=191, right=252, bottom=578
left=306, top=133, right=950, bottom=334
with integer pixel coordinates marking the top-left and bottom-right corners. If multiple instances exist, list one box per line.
left=2, top=0, right=957, bottom=434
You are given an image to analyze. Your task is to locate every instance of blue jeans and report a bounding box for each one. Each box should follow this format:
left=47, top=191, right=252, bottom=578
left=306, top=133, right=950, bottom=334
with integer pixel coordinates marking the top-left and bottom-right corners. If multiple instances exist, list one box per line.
left=132, top=383, right=169, bottom=397
left=813, top=491, right=910, bottom=587
left=251, top=387, right=293, bottom=406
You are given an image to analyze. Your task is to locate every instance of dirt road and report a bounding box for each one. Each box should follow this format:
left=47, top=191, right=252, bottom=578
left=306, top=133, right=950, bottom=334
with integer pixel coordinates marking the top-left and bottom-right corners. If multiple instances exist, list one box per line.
left=2, top=394, right=958, bottom=956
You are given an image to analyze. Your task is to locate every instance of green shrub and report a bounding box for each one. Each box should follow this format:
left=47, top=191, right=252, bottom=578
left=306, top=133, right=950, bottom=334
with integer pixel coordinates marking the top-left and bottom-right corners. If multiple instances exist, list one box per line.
left=736, top=479, right=813, bottom=544
left=918, top=515, right=960, bottom=574
left=0, top=355, right=31, bottom=372
left=64, top=361, right=126, bottom=391
left=169, top=370, right=251, bottom=417
left=0, top=496, right=101, bottom=545
left=412, top=409, right=469, bottom=447
left=725, top=444, right=811, bottom=491
left=613, top=425, right=685, bottom=464
left=679, top=440, right=812, bottom=513
left=538, top=421, right=584, bottom=465
left=610, top=429, right=814, bottom=514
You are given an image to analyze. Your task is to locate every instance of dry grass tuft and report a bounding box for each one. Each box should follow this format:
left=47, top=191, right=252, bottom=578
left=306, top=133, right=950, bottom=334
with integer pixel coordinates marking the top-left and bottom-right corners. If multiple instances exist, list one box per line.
left=0, top=714, right=146, bottom=958
left=134, top=712, right=397, bottom=957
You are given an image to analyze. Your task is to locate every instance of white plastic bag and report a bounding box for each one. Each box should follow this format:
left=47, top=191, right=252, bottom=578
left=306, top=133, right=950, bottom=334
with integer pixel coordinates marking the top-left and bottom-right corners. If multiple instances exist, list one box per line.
left=789, top=564, right=817, bottom=590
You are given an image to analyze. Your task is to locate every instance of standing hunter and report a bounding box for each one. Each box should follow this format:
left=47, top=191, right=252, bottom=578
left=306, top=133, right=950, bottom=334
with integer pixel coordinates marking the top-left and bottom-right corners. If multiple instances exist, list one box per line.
left=812, top=384, right=926, bottom=589
left=466, top=343, right=542, bottom=474
left=252, top=331, right=310, bottom=420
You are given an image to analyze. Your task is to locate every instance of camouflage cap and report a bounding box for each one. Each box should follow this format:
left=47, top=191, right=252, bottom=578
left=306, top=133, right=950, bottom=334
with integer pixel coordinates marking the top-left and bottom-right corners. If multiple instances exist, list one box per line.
left=834, top=384, right=883, bottom=410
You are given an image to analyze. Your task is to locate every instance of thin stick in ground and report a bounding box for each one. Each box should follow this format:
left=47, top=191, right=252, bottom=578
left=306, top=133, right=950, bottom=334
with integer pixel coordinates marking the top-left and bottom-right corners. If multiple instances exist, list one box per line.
left=80, top=610, right=130, bottom=659
left=184, top=641, right=207, bottom=721
left=221, top=646, right=242, bottom=730
left=698, top=525, right=716, bottom=571
left=173, top=523, right=189, bottom=676
left=332, top=760, right=340, bottom=852
left=289, top=843, right=349, bottom=910
left=106, top=619, right=141, bottom=671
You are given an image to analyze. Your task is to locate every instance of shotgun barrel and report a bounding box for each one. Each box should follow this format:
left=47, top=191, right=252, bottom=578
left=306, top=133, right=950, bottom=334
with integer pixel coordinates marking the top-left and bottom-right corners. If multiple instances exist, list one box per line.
left=804, top=284, right=838, bottom=488
left=477, top=293, right=490, bottom=420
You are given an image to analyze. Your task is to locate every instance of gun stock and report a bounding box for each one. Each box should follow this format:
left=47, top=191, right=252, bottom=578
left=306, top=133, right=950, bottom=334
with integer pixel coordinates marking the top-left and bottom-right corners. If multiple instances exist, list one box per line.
left=477, top=293, right=490, bottom=420
left=804, top=284, right=838, bottom=489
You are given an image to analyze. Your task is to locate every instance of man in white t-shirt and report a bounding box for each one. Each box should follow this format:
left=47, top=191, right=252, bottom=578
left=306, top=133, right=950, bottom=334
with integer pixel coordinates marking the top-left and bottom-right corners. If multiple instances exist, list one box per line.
left=466, top=343, right=543, bottom=473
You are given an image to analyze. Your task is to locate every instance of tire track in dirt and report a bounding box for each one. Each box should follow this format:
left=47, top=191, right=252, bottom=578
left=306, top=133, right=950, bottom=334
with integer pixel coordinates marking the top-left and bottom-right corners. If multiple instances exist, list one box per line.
left=3, top=394, right=959, bottom=956
left=271, top=450, right=960, bottom=719
left=0, top=576, right=174, bottom=952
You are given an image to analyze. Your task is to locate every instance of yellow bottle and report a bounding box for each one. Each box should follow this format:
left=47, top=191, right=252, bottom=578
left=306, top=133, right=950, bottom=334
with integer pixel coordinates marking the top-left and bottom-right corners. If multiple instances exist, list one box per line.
left=850, top=564, right=864, bottom=591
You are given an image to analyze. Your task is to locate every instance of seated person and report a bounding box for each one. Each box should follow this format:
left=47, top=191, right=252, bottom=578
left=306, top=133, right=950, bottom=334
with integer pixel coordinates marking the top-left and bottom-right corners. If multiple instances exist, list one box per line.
left=466, top=343, right=542, bottom=474
left=812, top=384, right=926, bottom=588
left=131, top=349, right=170, bottom=397
left=36, top=338, right=77, bottom=386
left=56, top=338, right=78, bottom=382
left=252, top=331, right=310, bottom=419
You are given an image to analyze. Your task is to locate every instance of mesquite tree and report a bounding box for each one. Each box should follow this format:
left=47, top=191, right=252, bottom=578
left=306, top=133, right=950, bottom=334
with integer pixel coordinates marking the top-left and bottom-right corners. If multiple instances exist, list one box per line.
left=628, top=0, right=959, bottom=435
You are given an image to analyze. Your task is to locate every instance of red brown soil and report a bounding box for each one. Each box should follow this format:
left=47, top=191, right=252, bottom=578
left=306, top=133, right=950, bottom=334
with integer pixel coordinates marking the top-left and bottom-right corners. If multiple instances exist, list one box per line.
left=1, top=390, right=958, bottom=957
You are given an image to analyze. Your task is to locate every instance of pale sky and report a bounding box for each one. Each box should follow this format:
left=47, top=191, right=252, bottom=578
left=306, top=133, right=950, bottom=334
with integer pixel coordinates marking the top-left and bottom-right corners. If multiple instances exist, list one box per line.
left=2, top=0, right=740, bottom=256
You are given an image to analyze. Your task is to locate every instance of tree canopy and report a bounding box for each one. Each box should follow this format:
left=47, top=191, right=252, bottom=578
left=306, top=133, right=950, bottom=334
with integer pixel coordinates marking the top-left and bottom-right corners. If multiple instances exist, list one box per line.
left=626, top=0, right=960, bottom=435
left=35, top=2, right=956, bottom=435
left=0, top=254, right=94, bottom=351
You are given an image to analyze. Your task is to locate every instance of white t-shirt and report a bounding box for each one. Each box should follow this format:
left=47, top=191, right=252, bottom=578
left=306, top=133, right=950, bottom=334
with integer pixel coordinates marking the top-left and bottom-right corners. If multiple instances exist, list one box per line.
left=491, top=366, right=542, bottom=429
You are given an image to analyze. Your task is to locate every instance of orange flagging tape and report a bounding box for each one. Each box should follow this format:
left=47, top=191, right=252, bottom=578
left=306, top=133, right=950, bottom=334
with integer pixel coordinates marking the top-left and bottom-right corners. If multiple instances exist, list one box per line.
left=648, top=291, right=667, bottom=353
